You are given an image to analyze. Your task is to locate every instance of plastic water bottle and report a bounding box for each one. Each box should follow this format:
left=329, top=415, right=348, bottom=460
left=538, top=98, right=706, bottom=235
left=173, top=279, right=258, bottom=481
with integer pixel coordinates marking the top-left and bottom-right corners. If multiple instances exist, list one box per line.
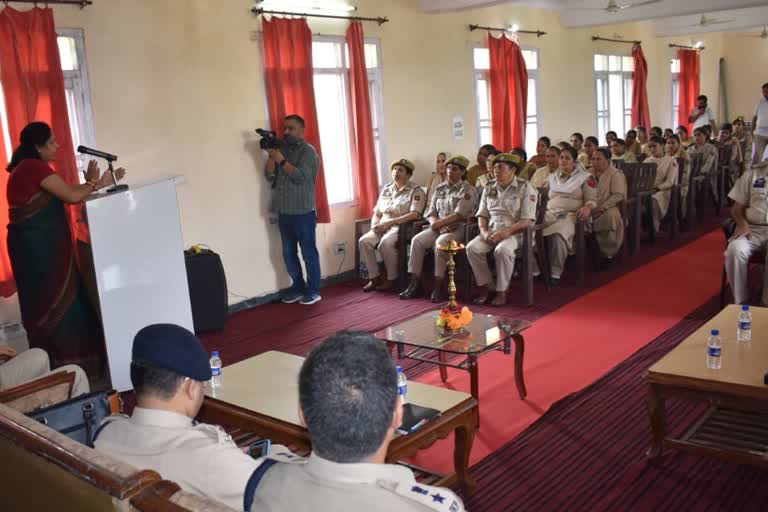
left=210, top=351, right=223, bottom=387
left=396, top=366, right=408, bottom=404
left=737, top=305, right=752, bottom=342
left=706, top=330, right=722, bottom=370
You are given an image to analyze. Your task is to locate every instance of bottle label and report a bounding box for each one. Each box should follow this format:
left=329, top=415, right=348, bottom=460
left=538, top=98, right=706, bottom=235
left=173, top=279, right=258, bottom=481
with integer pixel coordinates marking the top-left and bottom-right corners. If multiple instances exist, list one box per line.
left=398, top=385, right=407, bottom=396
left=211, top=368, right=221, bottom=376
left=708, top=347, right=721, bottom=357
left=738, top=321, right=750, bottom=330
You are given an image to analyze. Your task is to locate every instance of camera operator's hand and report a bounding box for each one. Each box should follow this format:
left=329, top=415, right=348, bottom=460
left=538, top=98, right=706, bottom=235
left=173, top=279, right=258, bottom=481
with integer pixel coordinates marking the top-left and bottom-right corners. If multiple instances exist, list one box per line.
left=267, top=149, right=286, bottom=164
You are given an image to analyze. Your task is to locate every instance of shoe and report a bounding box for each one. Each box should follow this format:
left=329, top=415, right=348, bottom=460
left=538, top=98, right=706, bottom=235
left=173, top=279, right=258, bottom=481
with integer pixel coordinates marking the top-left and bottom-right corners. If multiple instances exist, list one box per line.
left=399, top=275, right=421, bottom=300
left=471, top=286, right=490, bottom=305
left=430, top=289, right=444, bottom=303
left=548, top=277, right=560, bottom=287
left=299, top=294, right=322, bottom=305
left=491, top=291, right=507, bottom=307
left=376, top=279, right=397, bottom=292
left=363, top=277, right=381, bottom=292
left=281, top=292, right=304, bottom=304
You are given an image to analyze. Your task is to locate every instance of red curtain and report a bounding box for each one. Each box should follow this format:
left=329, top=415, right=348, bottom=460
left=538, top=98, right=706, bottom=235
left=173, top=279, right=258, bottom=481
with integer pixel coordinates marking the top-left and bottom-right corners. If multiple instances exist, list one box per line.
left=677, top=49, right=700, bottom=132
left=345, top=21, right=378, bottom=218
left=0, top=6, right=81, bottom=297
left=488, top=34, right=528, bottom=151
left=262, top=17, right=330, bottom=223
left=630, top=44, right=651, bottom=131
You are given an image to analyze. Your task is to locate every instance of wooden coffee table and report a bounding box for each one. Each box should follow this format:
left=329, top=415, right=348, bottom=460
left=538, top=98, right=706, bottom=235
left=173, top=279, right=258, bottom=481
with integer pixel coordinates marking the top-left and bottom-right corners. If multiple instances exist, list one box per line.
left=197, top=351, right=478, bottom=490
left=646, top=305, right=768, bottom=466
left=375, top=311, right=531, bottom=427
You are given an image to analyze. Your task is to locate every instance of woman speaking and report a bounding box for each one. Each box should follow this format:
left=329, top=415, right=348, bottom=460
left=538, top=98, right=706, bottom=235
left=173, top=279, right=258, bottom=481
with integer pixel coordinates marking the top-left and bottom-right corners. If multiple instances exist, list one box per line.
left=6, top=122, right=125, bottom=375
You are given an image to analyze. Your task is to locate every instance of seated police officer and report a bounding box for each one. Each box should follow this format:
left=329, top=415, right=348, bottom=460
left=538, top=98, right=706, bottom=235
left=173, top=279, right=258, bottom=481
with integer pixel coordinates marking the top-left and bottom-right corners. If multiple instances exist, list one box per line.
left=249, top=331, right=464, bottom=512
left=94, top=324, right=280, bottom=510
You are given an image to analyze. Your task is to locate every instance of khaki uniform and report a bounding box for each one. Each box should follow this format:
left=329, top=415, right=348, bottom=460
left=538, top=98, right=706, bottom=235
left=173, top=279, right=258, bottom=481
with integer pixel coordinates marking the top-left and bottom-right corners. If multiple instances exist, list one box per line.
left=688, top=142, right=719, bottom=197
left=645, top=156, right=679, bottom=231
left=724, top=164, right=768, bottom=304
left=0, top=347, right=89, bottom=396
left=359, top=181, right=426, bottom=280
left=466, top=164, right=485, bottom=187
left=251, top=451, right=464, bottom=512
left=94, top=407, right=272, bottom=511
left=640, top=142, right=652, bottom=158
left=577, top=152, right=591, bottom=171
left=593, top=166, right=627, bottom=258
left=518, top=162, right=538, bottom=181
left=409, top=181, right=477, bottom=277
left=627, top=141, right=642, bottom=158
left=476, top=172, right=491, bottom=189
left=612, top=151, right=637, bottom=164
left=467, top=178, right=537, bottom=291
left=542, top=169, right=598, bottom=278
left=530, top=166, right=553, bottom=189
left=425, top=172, right=447, bottom=209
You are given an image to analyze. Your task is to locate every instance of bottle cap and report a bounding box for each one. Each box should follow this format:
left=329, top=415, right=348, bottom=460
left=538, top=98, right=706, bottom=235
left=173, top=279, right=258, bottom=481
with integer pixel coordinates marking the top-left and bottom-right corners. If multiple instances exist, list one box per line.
left=211, top=351, right=219, bottom=356
left=741, top=305, right=749, bottom=311
left=396, top=365, right=403, bottom=372
left=710, top=329, right=719, bottom=336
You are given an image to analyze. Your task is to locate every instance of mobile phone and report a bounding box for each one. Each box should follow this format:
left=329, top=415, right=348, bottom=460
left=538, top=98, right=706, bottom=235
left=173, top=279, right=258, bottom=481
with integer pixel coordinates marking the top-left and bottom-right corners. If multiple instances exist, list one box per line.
left=248, top=439, right=271, bottom=458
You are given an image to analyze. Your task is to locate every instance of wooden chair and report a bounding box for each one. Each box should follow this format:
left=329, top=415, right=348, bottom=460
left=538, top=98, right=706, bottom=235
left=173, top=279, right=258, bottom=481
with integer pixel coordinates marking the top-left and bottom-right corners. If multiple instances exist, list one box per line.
left=686, top=153, right=704, bottom=229
left=614, top=162, right=656, bottom=254
left=354, top=217, right=418, bottom=291
left=717, top=144, right=735, bottom=208
left=690, top=151, right=718, bottom=221
left=719, top=218, right=766, bottom=308
left=0, top=370, right=75, bottom=414
left=131, top=480, right=239, bottom=511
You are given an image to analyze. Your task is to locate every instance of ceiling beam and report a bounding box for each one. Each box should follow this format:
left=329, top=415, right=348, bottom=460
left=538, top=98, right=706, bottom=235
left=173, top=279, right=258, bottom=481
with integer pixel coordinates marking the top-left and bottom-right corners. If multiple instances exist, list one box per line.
left=560, top=0, right=768, bottom=28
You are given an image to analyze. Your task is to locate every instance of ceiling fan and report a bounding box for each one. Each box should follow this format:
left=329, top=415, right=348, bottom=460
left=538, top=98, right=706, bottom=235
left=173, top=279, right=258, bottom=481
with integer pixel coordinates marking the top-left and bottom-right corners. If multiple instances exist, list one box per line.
left=754, top=26, right=768, bottom=39
left=688, top=14, right=734, bottom=27
left=580, top=0, right=662, bottom=13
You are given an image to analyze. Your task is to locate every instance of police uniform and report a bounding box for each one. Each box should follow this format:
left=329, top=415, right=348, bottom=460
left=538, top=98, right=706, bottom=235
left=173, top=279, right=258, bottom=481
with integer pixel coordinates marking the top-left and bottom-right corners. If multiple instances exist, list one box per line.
left=530, top=165, right=553, bottom=189
left=250, top=451, right=464, bottom=512
left=0, top=347, right=90, bottom=396
left=612, top=151, right=637, bottom=164
left=593, top=165, right=627, bottom=258
left=467, top=154, right=538, bottom=293
left=543, top=168, right=598, bottom=279
left=724, top=161, right=768, bottom=305
left=577, top=152, right=591, bottom=171
left=688, top=142, right=719, bottom=197
left=409, top=173, right=477, bottom=279
left=358, top=159, right=426, bottom=282
left=644, top=156, right=679, bottom=231
left=93, top=324, right=275, bottom=511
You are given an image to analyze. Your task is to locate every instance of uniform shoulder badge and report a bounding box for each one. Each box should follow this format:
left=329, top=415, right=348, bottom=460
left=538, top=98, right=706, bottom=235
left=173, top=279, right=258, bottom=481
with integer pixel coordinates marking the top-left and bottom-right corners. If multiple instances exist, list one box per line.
left=266, top=449, right=306, bottom=465
left=195, top=422, right=236, bottom=445
left=395, top=483, right=464, bottom=511
left=587, top=176, right=597, bottom=188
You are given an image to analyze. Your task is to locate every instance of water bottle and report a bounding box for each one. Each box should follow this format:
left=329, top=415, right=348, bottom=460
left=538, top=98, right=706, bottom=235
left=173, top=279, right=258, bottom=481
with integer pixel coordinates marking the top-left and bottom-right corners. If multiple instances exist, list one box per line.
left=737, top=305, right=752, bottom=342
left=210, top=351, right=223, bottom=387
left=706, top=330, right=722, bottom=370
left=396, top=366, right=408, bottom=404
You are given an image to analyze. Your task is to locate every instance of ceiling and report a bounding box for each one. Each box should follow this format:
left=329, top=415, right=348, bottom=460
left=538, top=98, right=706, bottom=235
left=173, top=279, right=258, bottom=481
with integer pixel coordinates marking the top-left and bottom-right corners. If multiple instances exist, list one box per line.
left=416, top=0, right=768, bottom=36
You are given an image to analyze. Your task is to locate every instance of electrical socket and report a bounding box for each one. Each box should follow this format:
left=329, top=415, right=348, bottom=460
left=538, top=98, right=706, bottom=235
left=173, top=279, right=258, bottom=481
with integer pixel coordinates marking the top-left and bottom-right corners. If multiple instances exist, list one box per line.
left=333, top=242, right=347, bottom=255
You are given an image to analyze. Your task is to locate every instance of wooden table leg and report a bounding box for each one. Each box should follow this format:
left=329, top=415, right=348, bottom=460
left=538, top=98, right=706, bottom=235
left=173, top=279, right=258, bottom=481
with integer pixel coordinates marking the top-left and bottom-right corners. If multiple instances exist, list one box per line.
left=468, top=355, right=480, bottom=428
left=512, top=334, right=527, bottom=399
left=454, top=408, right=477, bottom=492
left=437, top=351, right=448, bottom=383
left=646, top=383, right=666, bottom=459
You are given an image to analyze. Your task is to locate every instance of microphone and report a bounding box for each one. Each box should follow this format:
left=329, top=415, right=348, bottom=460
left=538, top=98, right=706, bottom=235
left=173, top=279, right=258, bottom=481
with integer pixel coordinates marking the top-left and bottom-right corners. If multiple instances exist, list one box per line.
left=77, top=145, right=117, bottom=162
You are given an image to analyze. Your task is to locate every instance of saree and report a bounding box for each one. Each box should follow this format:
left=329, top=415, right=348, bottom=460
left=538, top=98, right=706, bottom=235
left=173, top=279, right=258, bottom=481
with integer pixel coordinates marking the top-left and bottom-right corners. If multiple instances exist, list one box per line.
left=6, top=160, right=104, bottom=374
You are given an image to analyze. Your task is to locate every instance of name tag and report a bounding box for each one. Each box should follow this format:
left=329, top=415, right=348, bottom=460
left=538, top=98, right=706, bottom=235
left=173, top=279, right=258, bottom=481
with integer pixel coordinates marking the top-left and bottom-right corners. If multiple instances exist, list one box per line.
left=754, top=178, right=766, bottom=188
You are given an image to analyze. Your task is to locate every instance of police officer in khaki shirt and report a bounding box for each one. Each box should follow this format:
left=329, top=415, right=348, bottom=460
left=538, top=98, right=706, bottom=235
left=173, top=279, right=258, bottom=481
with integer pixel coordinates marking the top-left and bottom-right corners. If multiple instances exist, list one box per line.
left=94, top=324, right=278, bottom=511
left=401, top=156, right=476, bottom=302
left=724, top=156, right=768, bottom=305
left=249, top=331, right=464, bottom=512
left=359, top=159, right=426, bottom=292
left=542, top=146, right=598, bottom=285
left=0, top=346, right=89, bottom=395
left=467, top=153, right=538, bottom=307
left=590, top=147, right=627, bottom=263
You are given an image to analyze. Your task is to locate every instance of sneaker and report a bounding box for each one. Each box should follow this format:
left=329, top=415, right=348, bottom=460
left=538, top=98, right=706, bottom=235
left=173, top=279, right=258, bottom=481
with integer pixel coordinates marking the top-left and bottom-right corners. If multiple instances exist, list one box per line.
left=281, top=292, right=304, bottom=304
left=299, top=294, right=322, bottom=305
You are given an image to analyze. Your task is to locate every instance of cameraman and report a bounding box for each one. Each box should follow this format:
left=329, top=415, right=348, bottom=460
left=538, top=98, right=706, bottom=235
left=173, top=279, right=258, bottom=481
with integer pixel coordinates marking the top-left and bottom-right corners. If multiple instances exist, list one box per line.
left=264, top=114, right=322, bottom=305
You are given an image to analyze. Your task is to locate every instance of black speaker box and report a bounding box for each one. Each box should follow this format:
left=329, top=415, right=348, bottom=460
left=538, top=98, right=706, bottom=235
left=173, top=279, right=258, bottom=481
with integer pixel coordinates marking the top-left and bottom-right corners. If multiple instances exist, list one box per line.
left=184, top=250, right=228, bottom=333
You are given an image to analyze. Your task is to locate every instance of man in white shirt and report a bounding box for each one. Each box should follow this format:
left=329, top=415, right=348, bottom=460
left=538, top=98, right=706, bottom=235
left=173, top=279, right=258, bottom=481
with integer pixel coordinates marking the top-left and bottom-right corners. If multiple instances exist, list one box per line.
left=689, top=94, right=717, bottom=135
left=752, top=83, right=768, bottom=165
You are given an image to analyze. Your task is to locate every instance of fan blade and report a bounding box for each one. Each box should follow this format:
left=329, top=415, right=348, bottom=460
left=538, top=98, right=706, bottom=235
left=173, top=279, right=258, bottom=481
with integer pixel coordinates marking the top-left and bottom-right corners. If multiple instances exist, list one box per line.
left=705, top=19, right=734, bottom=25
left=626, top=0, right=662, bottom=8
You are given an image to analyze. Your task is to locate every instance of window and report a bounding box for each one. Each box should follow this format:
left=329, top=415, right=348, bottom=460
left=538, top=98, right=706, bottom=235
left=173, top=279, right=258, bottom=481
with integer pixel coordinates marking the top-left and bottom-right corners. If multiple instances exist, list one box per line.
left=593, top=54, right=633, bottom=144
left=473, top=46, right=540, bottom=157
left=0, top=29, right=95, bottom=178
left=311, top=38, right=385, bottom=205
left=671, top=58, right=680, bottom=129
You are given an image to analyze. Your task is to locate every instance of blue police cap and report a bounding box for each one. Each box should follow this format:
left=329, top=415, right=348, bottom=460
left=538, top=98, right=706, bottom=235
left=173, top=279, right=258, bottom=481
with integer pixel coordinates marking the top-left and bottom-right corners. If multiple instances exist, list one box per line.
left=132, top=324, right=212, bottom=381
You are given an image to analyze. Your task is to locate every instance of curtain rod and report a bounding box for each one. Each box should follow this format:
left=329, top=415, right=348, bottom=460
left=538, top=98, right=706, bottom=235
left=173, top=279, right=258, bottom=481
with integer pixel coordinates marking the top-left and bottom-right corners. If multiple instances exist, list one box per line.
left=1, top=0, right=91, bottom=6
left=252, top=8, right=388, bottom=26
left=669, top=43, right=705, bottom=51
left=468, top=24, right=546, bottom=38
left=591, top=36, right=641, bottom=45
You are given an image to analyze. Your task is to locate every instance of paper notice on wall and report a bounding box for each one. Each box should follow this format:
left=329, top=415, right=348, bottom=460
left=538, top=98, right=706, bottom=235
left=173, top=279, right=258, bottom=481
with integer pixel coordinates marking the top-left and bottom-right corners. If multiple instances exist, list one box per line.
left=452, top=115, right=464, bottom=141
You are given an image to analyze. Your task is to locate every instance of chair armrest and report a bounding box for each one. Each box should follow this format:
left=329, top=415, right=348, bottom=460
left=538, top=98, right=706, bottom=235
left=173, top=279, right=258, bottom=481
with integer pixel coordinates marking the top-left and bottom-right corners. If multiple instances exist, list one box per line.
left=0, top=371, right=76, bottom=414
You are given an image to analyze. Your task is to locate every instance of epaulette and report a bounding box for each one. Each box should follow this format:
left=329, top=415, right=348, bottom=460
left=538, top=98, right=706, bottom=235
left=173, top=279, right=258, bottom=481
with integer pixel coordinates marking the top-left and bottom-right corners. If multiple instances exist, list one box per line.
left=386, top=480, right=464, bottom=511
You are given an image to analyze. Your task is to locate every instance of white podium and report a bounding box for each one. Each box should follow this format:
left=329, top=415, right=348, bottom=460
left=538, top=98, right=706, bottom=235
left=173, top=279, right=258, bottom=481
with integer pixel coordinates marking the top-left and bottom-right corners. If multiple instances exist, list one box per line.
left=84, top=176, right=193, bottom=391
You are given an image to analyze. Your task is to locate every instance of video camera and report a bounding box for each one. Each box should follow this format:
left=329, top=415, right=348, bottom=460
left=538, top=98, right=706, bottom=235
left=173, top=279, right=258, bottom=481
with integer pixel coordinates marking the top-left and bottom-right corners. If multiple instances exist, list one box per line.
left=256, top=128, right=281, bottom=150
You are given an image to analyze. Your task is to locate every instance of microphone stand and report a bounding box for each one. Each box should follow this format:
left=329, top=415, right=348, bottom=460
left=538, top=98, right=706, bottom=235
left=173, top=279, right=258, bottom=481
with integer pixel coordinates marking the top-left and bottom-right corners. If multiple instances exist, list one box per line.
left=105, top=158, right=128, bottom=194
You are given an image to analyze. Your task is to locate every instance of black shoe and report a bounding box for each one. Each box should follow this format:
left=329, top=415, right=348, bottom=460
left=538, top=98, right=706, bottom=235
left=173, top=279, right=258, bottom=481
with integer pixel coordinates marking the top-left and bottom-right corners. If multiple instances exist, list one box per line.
left=548, top=277, right=560, bottom=287
left=399, top=284, right=419, bottom=300
left=430, top=290, right=443, bottom=303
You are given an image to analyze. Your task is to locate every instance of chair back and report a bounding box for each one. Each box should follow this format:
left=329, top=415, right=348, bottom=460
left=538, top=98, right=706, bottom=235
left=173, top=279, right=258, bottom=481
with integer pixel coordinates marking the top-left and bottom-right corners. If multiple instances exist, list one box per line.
left=0, top=371, right=75, bottom=414
left=675, top=157, right=687, bottom=185
left=689, top=153, right=704, bottom=180
left=618, top=163, right=656, bottom=199
left=536, top=187, right=549, bottom=225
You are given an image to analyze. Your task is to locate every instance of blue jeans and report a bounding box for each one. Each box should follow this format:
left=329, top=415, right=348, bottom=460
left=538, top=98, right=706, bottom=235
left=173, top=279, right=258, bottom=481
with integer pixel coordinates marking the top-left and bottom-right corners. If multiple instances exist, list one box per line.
left=278, top=211, right=320, bottom=296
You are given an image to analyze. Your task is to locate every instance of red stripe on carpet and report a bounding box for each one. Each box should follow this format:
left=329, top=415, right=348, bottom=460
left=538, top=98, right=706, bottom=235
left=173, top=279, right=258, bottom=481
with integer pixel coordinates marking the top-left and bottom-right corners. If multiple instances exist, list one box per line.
left=408, top=229, right=725, bottom=475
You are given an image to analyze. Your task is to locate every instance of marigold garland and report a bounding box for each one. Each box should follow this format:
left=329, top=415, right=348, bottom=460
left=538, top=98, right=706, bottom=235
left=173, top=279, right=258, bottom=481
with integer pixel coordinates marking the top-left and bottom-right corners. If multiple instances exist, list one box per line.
left=435, top=306, right=473, bottom=330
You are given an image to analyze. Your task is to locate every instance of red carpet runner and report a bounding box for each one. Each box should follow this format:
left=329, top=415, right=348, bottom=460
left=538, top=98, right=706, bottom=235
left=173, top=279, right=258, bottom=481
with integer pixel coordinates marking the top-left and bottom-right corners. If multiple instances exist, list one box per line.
left=410, top=229, right=724, bottom=474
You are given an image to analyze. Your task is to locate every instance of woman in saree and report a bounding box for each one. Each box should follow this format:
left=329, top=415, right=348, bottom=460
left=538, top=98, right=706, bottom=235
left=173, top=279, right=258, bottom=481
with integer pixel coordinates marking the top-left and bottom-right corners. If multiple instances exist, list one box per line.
left=6, top=122, right=126, bottom=375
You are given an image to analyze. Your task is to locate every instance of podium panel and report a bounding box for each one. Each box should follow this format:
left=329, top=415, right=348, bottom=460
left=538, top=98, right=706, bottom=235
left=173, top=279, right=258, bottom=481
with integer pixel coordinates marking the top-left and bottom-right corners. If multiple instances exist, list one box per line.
left=85, top=177, right=193, bottom=391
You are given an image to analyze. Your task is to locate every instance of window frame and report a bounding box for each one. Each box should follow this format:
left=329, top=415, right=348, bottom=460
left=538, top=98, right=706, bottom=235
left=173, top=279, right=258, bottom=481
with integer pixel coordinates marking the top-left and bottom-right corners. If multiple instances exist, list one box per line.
left=471, top=44, right=541, bottom=157
left=670, top=58, right=680, bottom=129
left=592, top=52, right=634, bottom=144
